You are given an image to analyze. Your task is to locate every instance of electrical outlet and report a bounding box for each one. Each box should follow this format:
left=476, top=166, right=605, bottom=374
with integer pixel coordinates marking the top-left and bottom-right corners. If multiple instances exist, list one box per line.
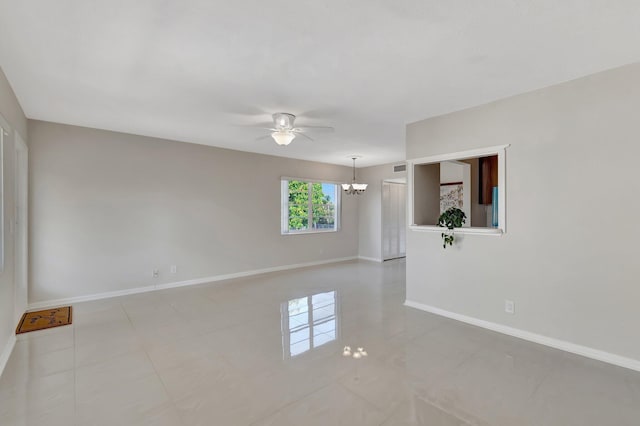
left=170, top=265, right=177, bottom=274
left=504, top=299, right=515, bottom=314
left=152, top=269, right=159, bottom=278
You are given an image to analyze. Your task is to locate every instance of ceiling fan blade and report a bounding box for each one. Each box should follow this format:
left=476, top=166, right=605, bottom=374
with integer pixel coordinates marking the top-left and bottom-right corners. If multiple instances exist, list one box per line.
left=295, top=132, right=315, bottom=142
left=255, top=135, right=272, bottom=141
left=230, top=122, right=276, bottom=129
left=244, top=126, right=278, bottom=131
left=293, top=126, right=335, bottom=133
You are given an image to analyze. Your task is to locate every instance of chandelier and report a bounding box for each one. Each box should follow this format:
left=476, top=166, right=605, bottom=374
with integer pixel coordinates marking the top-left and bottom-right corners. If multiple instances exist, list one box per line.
left=342, top=157, right=367, bottom=195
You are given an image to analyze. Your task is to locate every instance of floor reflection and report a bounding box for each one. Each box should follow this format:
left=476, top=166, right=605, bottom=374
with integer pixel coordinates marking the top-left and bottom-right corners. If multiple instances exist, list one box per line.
left=281, top=291, right=339, bottom=358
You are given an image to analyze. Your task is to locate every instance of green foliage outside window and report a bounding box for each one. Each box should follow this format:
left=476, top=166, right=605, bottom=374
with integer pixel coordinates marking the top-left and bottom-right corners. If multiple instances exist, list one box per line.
left=288, top=181, right=336, bottom=231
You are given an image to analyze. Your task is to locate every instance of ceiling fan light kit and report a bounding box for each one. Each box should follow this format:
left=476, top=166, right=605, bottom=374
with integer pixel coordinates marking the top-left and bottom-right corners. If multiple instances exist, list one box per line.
left=271, top=130, right=296, bottom=145
left=343, top=157, right=368, bottom=195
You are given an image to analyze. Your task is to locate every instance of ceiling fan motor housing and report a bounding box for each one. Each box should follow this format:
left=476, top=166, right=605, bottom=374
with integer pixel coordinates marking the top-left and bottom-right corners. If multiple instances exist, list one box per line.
left=273, top=112, right=296, bottom=130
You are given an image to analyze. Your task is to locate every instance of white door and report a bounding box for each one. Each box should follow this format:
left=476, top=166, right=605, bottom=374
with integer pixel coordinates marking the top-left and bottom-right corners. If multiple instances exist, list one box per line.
left=14, top=133, right=27, bottom=322
left=382, top=182, right=406, bottom=261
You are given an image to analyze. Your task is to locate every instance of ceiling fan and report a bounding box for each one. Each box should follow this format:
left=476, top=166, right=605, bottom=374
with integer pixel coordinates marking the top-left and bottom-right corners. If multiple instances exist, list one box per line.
left=259, top=113, right=334, bottom=146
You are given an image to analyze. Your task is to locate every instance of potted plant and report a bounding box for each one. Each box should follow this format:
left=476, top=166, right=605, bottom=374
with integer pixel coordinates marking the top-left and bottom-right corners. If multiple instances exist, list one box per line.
left=437, top=207, right=467, bottom=249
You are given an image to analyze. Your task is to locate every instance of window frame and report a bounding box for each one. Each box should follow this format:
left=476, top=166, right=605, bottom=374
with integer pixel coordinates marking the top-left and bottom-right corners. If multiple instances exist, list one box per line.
left=280, top=177, right=341, bottom=235
left=0, top=116, right=7, bottom=273
left=407, top=144, right=509, bottom=236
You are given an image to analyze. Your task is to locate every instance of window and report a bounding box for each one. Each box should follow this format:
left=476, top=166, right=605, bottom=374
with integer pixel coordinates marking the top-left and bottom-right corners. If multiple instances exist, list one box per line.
left=408, top=144, right=508, bottom=235
left=281, top=179, right=339, bottom=234
left=281, top=291, right=338, bottom=358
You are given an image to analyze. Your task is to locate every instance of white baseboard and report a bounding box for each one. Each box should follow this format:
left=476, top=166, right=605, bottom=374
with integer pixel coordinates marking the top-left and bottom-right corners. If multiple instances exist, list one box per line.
left=28, top=285, right=157, bottom=311
left=0, top=335, right=16, bottom=379
left=358, top=256, right=383, bottom=263
left=28, top=256, right=358, bottom=311
left=404, top=300, right=640, bottom=373
left=155, top=256, right=358, bottom=290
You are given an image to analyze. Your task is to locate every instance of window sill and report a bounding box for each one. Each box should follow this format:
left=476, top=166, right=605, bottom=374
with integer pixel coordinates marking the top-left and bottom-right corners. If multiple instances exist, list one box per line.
left=281, top=229, right=338, bottom=236
left=409, top=225, right=503, bottom=236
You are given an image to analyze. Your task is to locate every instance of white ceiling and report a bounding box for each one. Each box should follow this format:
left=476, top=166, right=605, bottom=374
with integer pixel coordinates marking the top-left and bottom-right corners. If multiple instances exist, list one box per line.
left=1, top=1, right=639, bottom=167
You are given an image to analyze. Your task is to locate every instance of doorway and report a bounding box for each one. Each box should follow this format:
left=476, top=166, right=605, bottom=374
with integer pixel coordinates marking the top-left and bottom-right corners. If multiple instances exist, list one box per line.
left=14, top=133, right=28, bottom=323
left=382, top=180, right=406, bottom=261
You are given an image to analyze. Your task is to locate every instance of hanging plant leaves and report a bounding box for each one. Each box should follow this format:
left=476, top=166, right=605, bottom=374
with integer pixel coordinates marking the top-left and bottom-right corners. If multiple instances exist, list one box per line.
left=437, top=207, right=466, bottom=249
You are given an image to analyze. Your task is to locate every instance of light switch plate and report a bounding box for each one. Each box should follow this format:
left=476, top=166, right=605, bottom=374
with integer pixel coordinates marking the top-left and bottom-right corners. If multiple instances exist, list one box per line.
left=505, top=299, right=515, bottom=314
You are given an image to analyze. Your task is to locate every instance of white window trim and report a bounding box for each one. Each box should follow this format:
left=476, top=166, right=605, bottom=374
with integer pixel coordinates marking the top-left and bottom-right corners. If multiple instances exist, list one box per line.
left=0, top=115, right=8, bottom=273
left=281, top=178, right=341, bottom=235
left=407, top=144, right=509, bottom=236
left=280, top=176, right=344, bottom=185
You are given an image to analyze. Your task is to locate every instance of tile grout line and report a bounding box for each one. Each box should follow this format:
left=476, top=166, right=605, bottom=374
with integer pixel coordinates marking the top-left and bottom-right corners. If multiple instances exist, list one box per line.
left=119, top=299, right=187, bottom=426
left=526, top=360, right=558, bottom=401
left=335, top=379, right=390, bottom=419
left=247, top=380, right=338, bottom=426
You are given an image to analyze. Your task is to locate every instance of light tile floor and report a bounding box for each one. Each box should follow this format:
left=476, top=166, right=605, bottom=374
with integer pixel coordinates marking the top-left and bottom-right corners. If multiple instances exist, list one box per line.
left=2, top=259, right=640, bottom=425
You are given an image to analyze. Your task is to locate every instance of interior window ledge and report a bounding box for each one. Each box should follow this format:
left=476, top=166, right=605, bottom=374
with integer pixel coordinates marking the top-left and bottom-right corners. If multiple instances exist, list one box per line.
left=409, top=225, right=503, bottom=236
left=281, top=229, right=338, bottom=236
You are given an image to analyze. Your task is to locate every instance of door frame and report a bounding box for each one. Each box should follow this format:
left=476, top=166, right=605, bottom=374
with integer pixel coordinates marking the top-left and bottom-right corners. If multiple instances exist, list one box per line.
left=381, top=179, right=407, bottom=261
left=14, top=132, right=28, bottom=323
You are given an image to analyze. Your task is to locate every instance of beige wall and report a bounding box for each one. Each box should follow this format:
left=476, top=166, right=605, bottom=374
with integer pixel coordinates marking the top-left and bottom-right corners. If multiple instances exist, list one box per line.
left=29, top=121, right=358, bottom=304
left=358, top=163, right=406, bottom=261
left=406, top=63, right=640, bottom=361
left=0, top=66, right=28, bottom=367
